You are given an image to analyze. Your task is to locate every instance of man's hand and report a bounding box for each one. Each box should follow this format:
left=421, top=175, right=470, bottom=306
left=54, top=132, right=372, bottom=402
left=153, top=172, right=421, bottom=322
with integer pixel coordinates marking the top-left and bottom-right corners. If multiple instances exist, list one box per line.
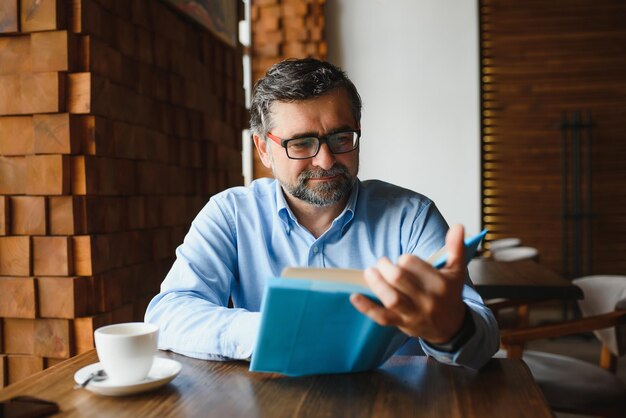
left=350, top=224, right=467, bottom=345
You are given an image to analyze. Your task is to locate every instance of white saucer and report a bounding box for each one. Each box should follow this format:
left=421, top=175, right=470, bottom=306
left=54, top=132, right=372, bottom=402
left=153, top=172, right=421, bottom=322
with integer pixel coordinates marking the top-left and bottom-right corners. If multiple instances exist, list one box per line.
left=74, top=357, right=182, bottom=396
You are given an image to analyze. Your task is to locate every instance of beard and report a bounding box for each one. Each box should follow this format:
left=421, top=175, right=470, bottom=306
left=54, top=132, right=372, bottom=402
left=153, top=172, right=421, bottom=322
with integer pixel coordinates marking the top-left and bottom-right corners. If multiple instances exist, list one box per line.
left=276, top=163, right=355, bottom=207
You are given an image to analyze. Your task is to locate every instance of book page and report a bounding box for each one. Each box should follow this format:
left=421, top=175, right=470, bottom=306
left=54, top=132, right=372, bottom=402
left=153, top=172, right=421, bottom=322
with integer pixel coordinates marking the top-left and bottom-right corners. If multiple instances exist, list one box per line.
left=426, top=246, right=447, bottom=265
left=281, top=267, right=365, bottom=286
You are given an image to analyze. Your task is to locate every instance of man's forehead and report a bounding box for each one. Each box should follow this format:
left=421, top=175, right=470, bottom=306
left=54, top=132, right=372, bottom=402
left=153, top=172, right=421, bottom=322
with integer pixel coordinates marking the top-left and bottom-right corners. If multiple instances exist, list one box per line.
left=268, top=89, right=356, bottom=135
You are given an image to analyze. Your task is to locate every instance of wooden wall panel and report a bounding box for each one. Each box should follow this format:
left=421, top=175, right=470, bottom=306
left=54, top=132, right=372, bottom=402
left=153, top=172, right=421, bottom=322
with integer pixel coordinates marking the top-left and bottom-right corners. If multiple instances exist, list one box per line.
left=0, top=278, right=37, bottom=318
left=250, top=0, right=327, bottom=179
left=480, top=0, right=626, bottom=275
left=0, top=72, right=65, bottom=115
left=0, top=36, right=31, bottom=73
left=0, top=196, right=8, bottom=235
left=10, top=196, right=46, bottom=235
left=0, top=157, right=26, bottom=194
left=0, top=0, right=246, bottom=384
left=0, top=236, right=31, bottom=276
left=20, top=0, right=66, bottom=32
left=0, top=116, right=34, bottom=155
left=0, top=0, right=19, bottom=33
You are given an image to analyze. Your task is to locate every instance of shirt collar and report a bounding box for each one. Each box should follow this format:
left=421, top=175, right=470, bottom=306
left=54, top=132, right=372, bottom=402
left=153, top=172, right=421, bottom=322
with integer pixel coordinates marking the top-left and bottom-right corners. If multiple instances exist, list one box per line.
left=276, top=181, right=295, bottom=226
left=339, top=178, right=359, bottom=231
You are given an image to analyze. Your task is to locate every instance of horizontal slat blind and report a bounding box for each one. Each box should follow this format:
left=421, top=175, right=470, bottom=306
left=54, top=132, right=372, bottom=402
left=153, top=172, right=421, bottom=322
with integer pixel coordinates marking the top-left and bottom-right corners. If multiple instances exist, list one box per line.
left=480, top=0, right=626, bottom=275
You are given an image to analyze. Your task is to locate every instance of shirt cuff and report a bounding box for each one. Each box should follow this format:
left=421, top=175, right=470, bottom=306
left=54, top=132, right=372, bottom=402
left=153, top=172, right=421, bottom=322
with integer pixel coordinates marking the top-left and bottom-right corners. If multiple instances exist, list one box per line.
left=226, top=311, right=261, bottom=360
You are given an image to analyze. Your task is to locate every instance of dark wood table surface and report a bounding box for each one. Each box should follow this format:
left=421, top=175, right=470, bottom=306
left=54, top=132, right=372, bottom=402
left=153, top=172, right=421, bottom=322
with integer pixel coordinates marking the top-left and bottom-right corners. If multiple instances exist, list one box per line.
left=469, top=258, right=584, bottom=301
left=0, top=350, right=553, bottom=418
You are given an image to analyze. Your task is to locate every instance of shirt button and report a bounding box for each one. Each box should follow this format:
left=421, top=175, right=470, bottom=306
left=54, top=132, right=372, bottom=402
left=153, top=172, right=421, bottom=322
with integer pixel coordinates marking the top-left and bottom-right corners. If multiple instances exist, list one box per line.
left=313, top=246, right=319, bottom=254
left=236, top=345, right=244, bottom=355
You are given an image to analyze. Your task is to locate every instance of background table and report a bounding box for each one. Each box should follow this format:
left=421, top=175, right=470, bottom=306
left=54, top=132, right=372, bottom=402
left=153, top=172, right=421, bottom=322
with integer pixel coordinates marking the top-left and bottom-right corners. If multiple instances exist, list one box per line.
left=469, top=258, right=583, bottom=301
left=0, top=350, right=553, bottom=418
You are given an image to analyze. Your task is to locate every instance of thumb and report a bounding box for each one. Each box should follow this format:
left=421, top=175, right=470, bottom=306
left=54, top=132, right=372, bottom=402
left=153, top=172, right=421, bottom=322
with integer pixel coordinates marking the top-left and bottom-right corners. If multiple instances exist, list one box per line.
left=444, top=224, right=465, bottom=271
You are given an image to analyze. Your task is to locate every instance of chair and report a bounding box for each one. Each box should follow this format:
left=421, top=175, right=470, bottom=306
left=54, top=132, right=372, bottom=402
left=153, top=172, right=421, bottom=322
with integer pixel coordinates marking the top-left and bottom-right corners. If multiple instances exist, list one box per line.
left=487, top=298, right=533, bottom=329
left=499, top=275, right=626, bottom=418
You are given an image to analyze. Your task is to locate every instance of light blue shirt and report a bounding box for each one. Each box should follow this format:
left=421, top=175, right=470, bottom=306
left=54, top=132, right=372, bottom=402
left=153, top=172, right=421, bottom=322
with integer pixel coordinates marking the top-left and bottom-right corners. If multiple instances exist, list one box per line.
left=145, top=178, right=499, bottom=369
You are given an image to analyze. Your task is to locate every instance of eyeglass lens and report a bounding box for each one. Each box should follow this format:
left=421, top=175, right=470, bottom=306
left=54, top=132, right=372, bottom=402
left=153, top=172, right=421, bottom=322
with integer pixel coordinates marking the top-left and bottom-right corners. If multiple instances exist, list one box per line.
left=286, top=131, right=359, bottom=159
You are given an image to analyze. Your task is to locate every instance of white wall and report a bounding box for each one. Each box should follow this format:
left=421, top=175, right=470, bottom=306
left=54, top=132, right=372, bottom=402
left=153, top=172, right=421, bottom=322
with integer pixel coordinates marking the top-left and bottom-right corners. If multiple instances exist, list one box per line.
left=326, top=0, right=481, bottom=233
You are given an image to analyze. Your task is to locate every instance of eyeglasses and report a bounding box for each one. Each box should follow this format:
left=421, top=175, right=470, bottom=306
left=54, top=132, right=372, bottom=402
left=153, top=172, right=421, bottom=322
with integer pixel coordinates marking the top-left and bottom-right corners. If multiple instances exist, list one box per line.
left=266, top=130, right=361, bottom=160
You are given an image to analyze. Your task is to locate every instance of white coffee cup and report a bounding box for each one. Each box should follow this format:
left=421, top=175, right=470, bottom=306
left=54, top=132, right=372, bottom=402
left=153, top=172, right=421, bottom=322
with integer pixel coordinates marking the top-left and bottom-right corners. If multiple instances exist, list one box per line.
left=94, top=322, right=159, bottom=384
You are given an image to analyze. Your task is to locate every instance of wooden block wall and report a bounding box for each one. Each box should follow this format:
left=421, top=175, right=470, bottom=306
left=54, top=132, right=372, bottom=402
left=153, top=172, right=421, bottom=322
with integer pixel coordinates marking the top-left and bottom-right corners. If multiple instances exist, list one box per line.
left=0, top=0, right=247, bottom=385
left=250, top=0, right=327, bottom=179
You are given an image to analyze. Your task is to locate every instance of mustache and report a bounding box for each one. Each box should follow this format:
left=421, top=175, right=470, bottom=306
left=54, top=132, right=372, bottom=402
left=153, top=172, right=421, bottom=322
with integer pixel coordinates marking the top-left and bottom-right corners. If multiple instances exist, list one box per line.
left=298, top=164, right=350, bottom=181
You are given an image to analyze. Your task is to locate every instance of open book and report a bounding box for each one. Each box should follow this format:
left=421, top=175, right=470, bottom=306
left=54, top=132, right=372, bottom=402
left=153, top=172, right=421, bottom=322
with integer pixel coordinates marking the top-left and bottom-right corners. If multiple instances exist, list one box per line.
left=249, top=230, right=487, bottom=376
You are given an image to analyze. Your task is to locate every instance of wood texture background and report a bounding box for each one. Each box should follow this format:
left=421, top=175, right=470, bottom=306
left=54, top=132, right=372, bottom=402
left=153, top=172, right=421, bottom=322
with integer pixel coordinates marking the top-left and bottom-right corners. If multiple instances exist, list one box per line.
left=0, top=0, right=246, bottom=386
left=480, top=0, right=626, bottom=276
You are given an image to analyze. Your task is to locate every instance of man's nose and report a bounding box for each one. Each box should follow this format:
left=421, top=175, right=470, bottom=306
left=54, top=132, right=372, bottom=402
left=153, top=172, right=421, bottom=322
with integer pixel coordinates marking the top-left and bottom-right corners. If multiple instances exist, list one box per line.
left=312, top=143, right=336, bottom=170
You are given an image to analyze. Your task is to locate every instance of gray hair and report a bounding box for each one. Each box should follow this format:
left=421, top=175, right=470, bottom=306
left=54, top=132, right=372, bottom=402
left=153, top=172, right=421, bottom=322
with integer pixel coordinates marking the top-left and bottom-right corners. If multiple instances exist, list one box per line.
left=250, top=58, right=362, bottom=138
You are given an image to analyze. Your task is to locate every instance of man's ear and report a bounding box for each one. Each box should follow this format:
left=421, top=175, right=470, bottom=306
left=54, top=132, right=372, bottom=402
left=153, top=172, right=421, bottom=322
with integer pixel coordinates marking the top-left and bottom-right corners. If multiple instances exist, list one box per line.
left=252, top=133, right=272, bottom=169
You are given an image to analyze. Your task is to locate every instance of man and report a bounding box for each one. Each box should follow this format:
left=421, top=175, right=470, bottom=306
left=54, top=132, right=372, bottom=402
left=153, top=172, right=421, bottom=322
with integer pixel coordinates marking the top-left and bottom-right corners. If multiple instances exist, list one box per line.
left=145, top=58, right=499, bottom=369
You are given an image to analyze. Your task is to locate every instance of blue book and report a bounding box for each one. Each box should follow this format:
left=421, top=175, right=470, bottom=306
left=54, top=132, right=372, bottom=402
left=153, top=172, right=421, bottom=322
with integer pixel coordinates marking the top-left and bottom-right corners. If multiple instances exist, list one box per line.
left=249, top=230, right=487, bottom=376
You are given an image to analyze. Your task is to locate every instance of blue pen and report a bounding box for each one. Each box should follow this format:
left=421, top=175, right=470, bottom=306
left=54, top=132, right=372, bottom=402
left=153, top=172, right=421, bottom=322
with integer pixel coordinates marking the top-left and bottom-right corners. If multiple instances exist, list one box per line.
left=431, top=229, right=488, bottom=269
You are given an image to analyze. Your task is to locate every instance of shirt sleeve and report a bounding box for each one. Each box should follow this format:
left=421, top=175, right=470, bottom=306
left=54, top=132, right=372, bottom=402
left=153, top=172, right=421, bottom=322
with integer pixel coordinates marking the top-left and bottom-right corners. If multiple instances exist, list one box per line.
left=144, top=197, right=260, bottom=360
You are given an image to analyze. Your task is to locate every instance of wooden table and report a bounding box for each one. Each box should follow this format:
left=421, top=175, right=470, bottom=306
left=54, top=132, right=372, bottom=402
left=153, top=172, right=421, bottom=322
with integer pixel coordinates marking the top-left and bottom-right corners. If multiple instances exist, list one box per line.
left=0, top=350, right=553, bottom=418
left=469, top=258, right=583, bottom=301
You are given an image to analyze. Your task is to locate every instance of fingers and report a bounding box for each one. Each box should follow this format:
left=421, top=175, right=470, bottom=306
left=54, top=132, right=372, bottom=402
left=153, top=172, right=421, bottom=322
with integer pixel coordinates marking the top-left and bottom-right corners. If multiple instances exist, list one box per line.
left=396, top=254, right=444, bottom=294
left=443, top=224, right=465, bottom=273
left=349, top=293, right=402, bottom=327
left=362, top=265, right=415, bottom=314
left=376, top=257, right=426, bottom=295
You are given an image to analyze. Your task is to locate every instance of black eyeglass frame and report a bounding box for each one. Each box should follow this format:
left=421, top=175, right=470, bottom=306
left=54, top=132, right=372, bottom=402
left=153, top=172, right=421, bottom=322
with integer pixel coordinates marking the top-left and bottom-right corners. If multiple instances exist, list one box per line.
left=266, top=129, right=361, bottom=160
